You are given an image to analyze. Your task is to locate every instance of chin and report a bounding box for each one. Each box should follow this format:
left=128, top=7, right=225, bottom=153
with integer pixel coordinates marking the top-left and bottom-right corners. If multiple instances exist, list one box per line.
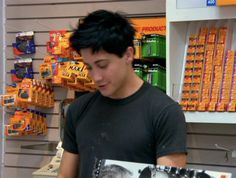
left=100, top=90, right=116, bottom=98
left=99, top=90, right=110, bottom=97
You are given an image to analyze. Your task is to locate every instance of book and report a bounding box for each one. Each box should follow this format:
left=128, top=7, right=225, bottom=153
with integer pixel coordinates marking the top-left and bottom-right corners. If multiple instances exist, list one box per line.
left=93, top=159, right=232, bottom=178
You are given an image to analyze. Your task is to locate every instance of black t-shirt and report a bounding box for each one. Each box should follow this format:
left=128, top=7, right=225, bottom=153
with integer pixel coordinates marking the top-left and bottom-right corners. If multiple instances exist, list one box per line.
left=62, top=82, right=187, bottom=178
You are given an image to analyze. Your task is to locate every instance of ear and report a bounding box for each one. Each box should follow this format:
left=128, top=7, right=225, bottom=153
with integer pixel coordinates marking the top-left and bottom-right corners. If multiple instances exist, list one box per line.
left=124, top=47, right=134, bottom=64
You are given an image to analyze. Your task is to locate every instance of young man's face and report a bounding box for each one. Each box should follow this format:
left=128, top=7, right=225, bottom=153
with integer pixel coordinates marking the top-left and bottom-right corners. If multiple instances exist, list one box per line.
left=80, top=48, right=133, bottom=99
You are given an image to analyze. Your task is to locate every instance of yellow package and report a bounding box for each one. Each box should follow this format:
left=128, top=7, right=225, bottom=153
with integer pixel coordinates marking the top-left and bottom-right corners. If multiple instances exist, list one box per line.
left=60, top=62, right=71, bottom=80
left=67, top=62, right=88, bottom=81
left=18, top=79, right=33, bottom=103
left=40, top=63, right=53, bottom=79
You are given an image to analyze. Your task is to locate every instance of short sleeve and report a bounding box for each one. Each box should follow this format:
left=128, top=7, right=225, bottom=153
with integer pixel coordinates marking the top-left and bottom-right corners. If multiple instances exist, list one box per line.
left=154, top=102, right=187, bottom=158
left=62, top=103, right=79, bottom=154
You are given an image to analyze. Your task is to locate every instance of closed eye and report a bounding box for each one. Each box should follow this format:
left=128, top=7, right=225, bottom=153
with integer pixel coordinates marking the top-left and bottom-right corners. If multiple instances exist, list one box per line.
left=96, top=60, right=109, bottom=69
left=97, top=63, right=108, bottom=69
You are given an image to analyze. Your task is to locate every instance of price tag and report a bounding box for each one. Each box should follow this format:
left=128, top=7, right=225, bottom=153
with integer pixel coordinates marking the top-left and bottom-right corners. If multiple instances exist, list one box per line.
left=207, top=0, right=216, bottom=6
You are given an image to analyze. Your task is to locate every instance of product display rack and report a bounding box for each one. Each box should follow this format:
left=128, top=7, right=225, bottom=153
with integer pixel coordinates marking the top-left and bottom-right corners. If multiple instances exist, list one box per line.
left=166, top=0, right=236, bottom=124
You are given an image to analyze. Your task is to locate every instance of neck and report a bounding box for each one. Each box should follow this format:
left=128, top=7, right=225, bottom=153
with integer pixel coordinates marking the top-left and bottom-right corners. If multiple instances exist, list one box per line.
left=112, top=71, right=144, bottom=99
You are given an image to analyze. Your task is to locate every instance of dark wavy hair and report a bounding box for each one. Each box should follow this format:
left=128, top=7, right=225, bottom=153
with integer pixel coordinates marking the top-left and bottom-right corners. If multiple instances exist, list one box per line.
left=70, top=9, right=136, bottom=58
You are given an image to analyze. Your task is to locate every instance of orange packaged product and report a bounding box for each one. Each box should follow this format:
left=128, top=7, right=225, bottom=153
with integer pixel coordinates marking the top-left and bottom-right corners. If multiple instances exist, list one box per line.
left=204, top=65, right=213, bottom=73
left=5, top=110, right=33, bottom=136
left=190, top=91, right=199, bottom=99
left=183, top=83, right=191, bottom=91
left=193, top=68, right=202, bottom=76
left=196, top=46, right=205, bottom=53
left=208, top=102, right=217, bottom=111
left=41, top=83, right=48, bottom=108
left=198, top=102, right=207, bottom=111
left=216, top=102, right=226, bottom=112
left=0, top=95, right=16, bottom=106
left=187, top=46, right=196, bottom=54
left=182, top=91, right=190, bottom=99
left=200, top=95, right=209, bottom=102
left=37, top=113, right=47, bottom=135
left=214, top=59, right=223, bottom=66
left=52, top=63, right=63, bottom=85
left=184, top=76, right=192, bottom=84
left=197, top=36, right=206, bottom=45
left=194, top=61, right=203, bottom=68
left=187, top=54, right=195, bottom=61
left=199, top=27, right=208, bottom=35
left=201, top=88, right=210, bottom=94
left=227, top=102, right=236, bottom=112
left=42, top=113, right=48, bottom=135
left=191, top=83, right=200, bottom=91
left=189, top=35, right=198, bottom=46
left=205, top=53, right=213, bottom=61
left=34, top=111, right=41, bottom=135
left=206, top=44, right=215, bottom=51
left=207, top=28, right=217, bottom=44
left=187, top=100, right=198, bottom=111
left=36, top=81, right=44, bottom=107
left=184, top=69, right=193, bottom=76
left=217, top=27, right=227, bottom=44
left=179, top=99, right=188, bottom=111
left=42, top=84, right=50, bottom=108
left=2, top=85, right=19, bottom=107
left=29, top=110, right=37, bottom=135
left=31, top=79, right=37, bottom=105
left=185, top=61, right=194, bottom=68
left=60, top=62, right=71, bottom=80
left=17, top=78, right=33, bottom=104
left=215, top=48, right=224, bottom=56
left=195, top=53, right=204, bottom=61
left=192, top=76, right=201, bottom=83
left=203, top=73, right=212, bottom=81
left=40, top=63, right=53, bottom=80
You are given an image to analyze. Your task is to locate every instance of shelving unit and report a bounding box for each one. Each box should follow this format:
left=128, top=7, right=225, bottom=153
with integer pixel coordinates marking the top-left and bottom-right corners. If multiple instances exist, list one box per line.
left=166, top=0, right=236, bottom=124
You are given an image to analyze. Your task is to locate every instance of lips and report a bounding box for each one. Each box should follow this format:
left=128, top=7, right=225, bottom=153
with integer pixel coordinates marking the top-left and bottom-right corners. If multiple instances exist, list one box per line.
left=98, top=84, right=107, bottom=89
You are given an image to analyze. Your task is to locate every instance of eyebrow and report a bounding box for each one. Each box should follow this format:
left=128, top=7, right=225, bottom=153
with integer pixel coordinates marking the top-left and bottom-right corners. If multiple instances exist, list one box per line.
left=84, top=59, right=108, bottom=66
left=94, top=59, right=108, bottom=64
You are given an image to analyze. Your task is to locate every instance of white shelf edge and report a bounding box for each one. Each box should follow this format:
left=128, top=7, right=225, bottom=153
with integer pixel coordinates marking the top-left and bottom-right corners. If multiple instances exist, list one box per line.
left=184, top=112, right=236, bottom=124
left=167, top=6, right=236, bottom=22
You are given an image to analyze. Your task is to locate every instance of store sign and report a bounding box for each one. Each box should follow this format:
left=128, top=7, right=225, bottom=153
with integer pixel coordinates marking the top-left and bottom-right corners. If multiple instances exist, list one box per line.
left=207, top=0, right=216, bottom=6
left=217, top=0, right=236, bottom=6
left=130, top=17, right=166, bottom=38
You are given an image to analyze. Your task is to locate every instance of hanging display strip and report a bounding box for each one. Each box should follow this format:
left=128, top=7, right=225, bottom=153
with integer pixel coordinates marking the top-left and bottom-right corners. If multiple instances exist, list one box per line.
left=179, top=21, right=236, bottom=112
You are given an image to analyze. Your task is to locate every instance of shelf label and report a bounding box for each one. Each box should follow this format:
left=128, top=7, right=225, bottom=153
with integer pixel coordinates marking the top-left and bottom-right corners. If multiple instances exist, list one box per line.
left=207, top=0, right=216, bottom=6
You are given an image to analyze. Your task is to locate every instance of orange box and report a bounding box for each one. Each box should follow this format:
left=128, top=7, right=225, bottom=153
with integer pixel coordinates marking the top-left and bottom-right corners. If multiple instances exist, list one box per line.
left=208, top=102, right=217, bottom=111
left=197, top=102, right=207, bottom=111
left=187, top=54, right=195, bottom=61
left=183, top=83, right=191, bottom=91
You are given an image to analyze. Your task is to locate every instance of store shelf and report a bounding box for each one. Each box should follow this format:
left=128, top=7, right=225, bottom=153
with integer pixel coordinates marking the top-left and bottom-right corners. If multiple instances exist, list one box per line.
left=167, top=0, right=236, bottom=124
left=185, top=112, right=236, bottom=124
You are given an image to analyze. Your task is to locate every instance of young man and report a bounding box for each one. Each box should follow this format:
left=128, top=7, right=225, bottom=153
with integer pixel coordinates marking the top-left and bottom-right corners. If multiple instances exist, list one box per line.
left=58, top=10, right=187, bottom=178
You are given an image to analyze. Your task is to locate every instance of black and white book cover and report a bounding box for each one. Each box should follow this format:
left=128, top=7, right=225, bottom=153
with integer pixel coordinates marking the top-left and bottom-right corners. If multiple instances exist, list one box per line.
left=93, top=159, right=232, bottom=178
